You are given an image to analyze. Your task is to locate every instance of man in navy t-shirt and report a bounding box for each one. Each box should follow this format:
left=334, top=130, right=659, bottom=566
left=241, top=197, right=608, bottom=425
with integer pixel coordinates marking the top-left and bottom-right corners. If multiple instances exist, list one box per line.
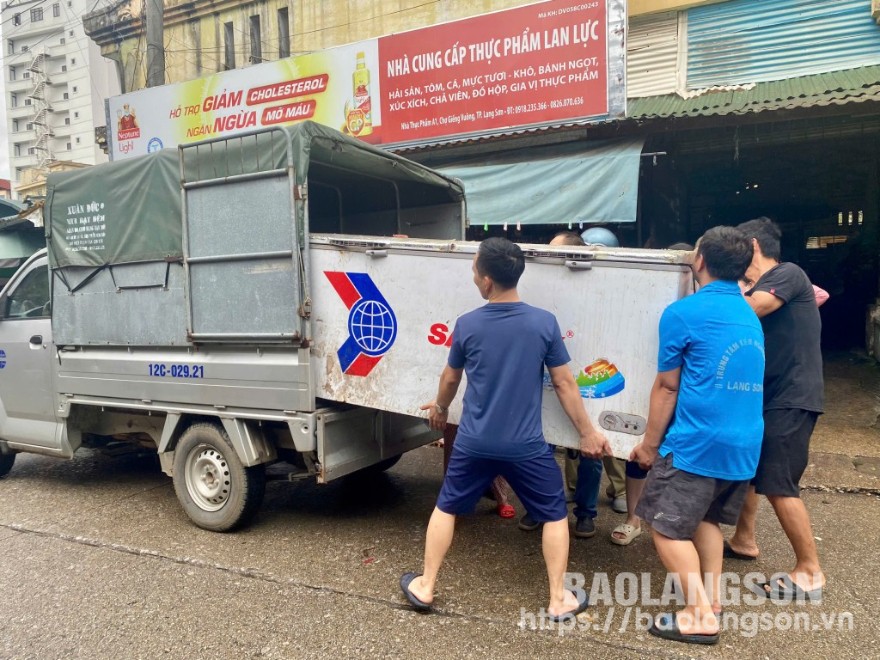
left=399, top=237, right=611, bottom=621
left=630, top=226, right=765, bottom=645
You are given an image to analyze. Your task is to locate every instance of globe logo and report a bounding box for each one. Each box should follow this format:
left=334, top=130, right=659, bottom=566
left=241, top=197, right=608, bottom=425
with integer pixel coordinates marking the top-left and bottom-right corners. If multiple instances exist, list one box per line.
left=348, top=299, right=397, bottom=356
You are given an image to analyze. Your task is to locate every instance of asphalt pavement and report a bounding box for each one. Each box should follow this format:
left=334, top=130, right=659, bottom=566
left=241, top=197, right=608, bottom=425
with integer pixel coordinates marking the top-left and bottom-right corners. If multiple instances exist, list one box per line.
left=1, top=352, right=879, bottom=659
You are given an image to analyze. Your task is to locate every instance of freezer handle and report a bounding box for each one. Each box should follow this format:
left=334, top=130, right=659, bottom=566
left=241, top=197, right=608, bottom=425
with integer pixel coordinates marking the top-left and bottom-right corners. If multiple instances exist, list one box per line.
left=564, top=260, right=593, bottom=271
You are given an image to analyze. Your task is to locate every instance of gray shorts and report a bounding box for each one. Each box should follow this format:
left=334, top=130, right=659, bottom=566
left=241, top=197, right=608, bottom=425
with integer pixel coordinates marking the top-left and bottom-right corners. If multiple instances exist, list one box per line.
left=635, top=454, right=750, bottom=541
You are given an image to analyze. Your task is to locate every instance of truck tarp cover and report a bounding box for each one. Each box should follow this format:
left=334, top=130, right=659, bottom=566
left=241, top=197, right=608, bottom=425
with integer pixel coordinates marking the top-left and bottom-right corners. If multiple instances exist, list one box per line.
left=45, top=149, right=180, bottom=267
left=45, top=122, right=462, bottom=268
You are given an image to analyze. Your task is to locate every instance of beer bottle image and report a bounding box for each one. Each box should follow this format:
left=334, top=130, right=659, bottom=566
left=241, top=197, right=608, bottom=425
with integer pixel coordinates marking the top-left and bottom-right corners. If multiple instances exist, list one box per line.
left=348, top=51, right=373, bottom=136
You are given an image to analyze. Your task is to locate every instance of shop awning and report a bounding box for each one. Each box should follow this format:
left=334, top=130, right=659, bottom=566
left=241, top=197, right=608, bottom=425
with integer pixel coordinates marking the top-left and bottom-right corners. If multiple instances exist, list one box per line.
left=0, top=228, right=45, bottom=267
left=437, top=138, right=644, bottom=226
left=0, top=198, right=24, bottom=219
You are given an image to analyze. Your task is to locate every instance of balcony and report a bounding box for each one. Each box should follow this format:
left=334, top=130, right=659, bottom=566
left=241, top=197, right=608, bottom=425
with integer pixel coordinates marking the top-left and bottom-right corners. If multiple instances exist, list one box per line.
left=7, top=103, right=36, bottom=118
left=6, top=77, right=33, bottom=92
left=14, top=17, right=66, bottom=39
left=9, top=124, right=36, bottom=139
left=48, top=96, right=69, bottom=111
left=11, top=153, right=39, bottom=169
left=52, top=122, right=73, bottom=136
left=47, top=42, right=71, bottom=59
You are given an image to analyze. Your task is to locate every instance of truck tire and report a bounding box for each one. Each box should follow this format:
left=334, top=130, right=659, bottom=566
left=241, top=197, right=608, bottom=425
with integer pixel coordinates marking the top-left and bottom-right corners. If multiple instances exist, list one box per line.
left=0, top=452, right=15, bottom=479
left=172, top=423, right=266, bottom=532
left=361, top=454, right=402, bottom=474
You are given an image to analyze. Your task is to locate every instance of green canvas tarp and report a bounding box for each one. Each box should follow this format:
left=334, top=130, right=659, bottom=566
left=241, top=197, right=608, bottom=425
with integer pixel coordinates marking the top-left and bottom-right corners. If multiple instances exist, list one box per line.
left=45, top=149, right=181, bottom=268
left=45, top=122, right=463, bottom=268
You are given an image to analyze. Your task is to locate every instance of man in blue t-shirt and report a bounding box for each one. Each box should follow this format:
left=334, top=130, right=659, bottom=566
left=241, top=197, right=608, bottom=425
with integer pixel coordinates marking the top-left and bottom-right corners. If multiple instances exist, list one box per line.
left=630, top=226, right=765, bottom=646
left=399, top=237, right=611, bottom=621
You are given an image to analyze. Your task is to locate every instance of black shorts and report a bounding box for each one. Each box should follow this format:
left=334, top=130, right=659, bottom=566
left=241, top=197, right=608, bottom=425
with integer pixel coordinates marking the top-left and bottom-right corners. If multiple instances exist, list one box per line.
left=752, top=408, right=819, bottom=498
left=635, top=454, right=751, bottom=541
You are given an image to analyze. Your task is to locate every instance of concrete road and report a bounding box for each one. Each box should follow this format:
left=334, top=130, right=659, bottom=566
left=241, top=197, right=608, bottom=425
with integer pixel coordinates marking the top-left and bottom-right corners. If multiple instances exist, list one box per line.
left=1, top=444, right=878, bottom=659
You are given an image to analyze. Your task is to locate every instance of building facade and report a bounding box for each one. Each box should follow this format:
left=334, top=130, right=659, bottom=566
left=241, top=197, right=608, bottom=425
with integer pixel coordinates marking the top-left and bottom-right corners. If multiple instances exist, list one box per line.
left=83, top=0, right=714, bottom=92
left=82, top=0, right=880, bottom=353
left=1, top=0, right=120, bottom=198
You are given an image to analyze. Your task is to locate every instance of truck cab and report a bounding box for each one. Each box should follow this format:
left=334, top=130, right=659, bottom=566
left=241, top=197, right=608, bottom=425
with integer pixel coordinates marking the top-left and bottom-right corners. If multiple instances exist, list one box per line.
left=0, top=249, right=69, bottom=465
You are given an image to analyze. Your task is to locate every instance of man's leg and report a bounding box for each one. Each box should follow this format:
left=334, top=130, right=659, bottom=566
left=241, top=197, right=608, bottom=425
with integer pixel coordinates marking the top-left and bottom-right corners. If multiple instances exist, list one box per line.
left=564, top=453, right=579, bottom=493
left=652, top=530, right=718, bottom=635
left=573, top=457, right=602, bottom=536
left=441, top=424, right=457, bottom=474
left=500, top=446, right=578, bottom=616
left=612, top=472, right=646, bottom=542
left=634, top=455, right=718, bottom=635
left=728, top=487, right=760, bottom=558
left=602, top=456, right=627, bottom=498
left=542, top=517, right=580, bottom=617
left=408, top=507, right=456, bottom=605
left=490, top=475, right=512, bottom=507
left=408, top=448, right=494, bottom=605
left=692, top=521, right=723, bottom=614
left=767, top=495, right=825, bottom=590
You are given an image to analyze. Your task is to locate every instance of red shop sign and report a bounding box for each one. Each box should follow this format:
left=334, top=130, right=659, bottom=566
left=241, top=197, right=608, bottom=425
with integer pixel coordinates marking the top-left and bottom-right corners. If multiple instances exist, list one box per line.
left=378, top=0, right=611, bottom=145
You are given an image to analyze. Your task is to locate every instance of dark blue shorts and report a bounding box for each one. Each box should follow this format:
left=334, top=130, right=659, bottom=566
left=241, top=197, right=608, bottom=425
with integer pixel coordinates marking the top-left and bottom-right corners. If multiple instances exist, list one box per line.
left=436, top=443, right=567, bottom=523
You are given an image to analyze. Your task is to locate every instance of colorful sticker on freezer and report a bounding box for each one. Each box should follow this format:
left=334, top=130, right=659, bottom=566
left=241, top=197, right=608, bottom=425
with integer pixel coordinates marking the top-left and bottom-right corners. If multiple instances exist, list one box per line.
left=576, top=358, right=625, bottom=399
left=325, top=271, right=398, bottom=377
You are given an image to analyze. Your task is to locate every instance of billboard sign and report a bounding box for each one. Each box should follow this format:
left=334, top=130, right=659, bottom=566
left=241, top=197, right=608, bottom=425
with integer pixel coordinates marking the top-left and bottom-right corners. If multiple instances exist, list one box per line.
left=108, top=0, right=625, bottom=159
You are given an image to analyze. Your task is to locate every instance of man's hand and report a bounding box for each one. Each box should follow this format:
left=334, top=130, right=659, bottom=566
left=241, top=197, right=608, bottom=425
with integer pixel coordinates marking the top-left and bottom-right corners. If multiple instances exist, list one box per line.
left=580, top=427, right=612, bottom=459
left=420, top=401, right=448, bottom=431
left=420, top=366, right=462, bottom=432
left=630, top=440, right=658, bottom=471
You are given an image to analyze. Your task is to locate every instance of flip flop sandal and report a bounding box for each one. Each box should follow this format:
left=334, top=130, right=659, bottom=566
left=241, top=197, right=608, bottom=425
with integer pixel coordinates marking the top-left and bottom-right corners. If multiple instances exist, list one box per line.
left=497, top=503, right=516, bottom=519
left=399, top=572, right=433, bottom=612
left=747, top=574, right=823, bottom=603
left=547, top=590, right=590, bottom=623
left=723, top=540, right=758, bottom=561
left=649, top=613, right=719, bottom=645
left=610, top=523, right=642, bottom=546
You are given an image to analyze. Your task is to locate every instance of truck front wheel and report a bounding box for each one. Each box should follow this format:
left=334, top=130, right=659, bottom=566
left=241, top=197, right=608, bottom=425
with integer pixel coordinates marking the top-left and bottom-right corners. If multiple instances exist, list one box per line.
left=172, top=423, right=266, bottom=532
left=0, top=452, right=16, bottom=478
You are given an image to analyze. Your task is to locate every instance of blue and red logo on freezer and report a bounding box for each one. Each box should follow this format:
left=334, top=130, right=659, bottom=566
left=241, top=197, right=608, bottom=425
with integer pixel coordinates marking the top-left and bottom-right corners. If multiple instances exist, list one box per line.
left=324, top=272, right=397, bottom=377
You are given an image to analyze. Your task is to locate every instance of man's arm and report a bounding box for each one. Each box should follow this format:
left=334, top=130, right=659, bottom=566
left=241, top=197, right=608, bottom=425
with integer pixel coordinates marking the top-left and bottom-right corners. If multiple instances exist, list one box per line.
left=630, top=368, right=680, bottom=469
left=547, top=364, right=611, bottom=459
left=420, top=365, right=463, bottom=431
left=745, top=290, right=784, bottom=318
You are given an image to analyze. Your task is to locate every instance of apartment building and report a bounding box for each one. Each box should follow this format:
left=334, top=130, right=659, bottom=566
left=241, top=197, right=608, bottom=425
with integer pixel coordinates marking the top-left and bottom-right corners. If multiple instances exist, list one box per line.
left=1, top=0, right=119, bottom=198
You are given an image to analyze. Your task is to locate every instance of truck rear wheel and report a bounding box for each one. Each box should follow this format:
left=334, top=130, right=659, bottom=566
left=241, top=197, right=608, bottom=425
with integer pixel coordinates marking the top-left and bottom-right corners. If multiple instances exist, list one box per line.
left=363, top=454, right=402, bottom=474
left=0, top=452, right=15, bottom=478
left=172, top=423, right=266, bottom=532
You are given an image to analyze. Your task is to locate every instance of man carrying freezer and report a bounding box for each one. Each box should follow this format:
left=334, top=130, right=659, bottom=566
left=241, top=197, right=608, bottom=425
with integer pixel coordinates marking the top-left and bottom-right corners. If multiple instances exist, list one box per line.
left=400, top=237, right=611, bottom=620
left=630, top=226, right=765, bottom=645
